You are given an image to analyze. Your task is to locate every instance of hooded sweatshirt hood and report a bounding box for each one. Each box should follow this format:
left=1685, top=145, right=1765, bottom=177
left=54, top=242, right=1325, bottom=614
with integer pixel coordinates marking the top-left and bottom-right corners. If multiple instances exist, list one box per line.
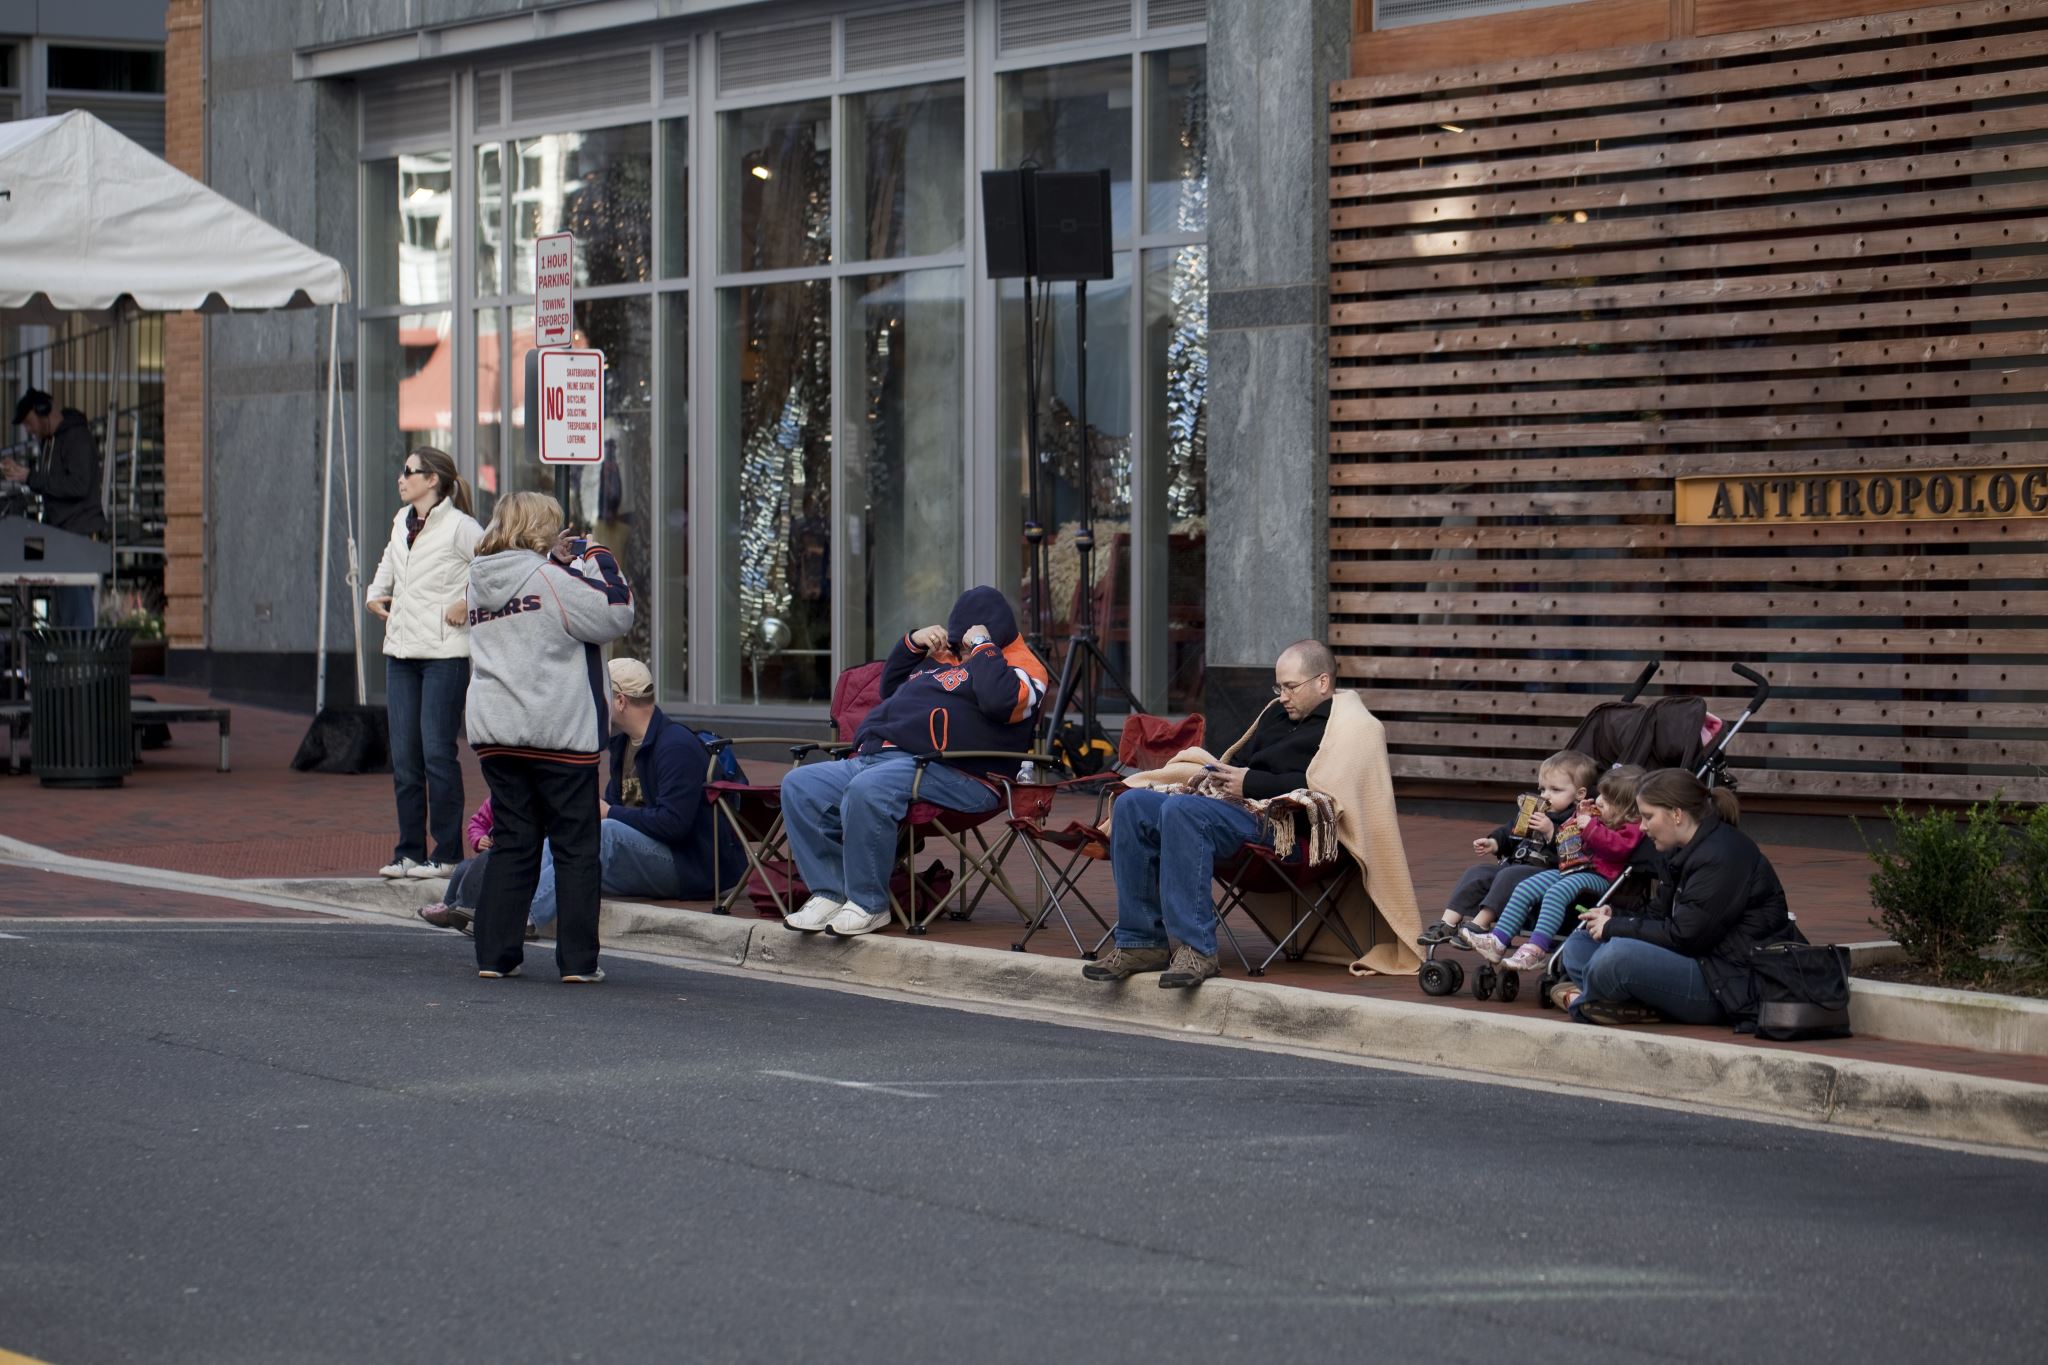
left=946, top=585, right=1019, bottom=651
left=852, top=586, right=1048, bottom=776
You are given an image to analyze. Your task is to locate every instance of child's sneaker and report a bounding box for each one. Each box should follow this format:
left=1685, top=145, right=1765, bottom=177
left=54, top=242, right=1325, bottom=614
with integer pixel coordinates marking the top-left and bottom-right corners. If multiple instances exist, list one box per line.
left=1502, top=942, right=1548, bottom=973
left=1417, top=919, right=1462, bottom=946
left=1461, top=927, right=1507, bottom=964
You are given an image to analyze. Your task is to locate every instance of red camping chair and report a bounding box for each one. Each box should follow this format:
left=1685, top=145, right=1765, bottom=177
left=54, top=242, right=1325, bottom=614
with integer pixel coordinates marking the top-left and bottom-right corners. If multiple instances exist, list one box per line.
left=1212, top=840, right=1366, bottom=977
left=702, top=732, right=834, bottom=917
left=778, top=658, right=1061, bottom=935
left=1004, top=713, right=1207, bottom=958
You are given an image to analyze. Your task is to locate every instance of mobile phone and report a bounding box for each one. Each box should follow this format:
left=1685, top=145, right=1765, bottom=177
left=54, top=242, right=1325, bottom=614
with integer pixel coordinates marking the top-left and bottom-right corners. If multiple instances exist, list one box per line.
left=568, top=535, right=589, bottom=557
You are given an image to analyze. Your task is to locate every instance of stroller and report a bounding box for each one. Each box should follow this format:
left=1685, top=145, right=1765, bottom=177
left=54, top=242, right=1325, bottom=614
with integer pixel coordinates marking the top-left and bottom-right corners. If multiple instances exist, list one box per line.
left=1417, top=660, right=1772, bottom=1004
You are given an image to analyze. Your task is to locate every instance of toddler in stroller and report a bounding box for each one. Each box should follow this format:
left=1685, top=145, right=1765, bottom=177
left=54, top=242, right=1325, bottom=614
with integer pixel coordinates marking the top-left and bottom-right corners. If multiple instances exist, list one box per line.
left=1417, top=749, right=1600, bottom=962
left=1467, top=764, right=1645, bottom=973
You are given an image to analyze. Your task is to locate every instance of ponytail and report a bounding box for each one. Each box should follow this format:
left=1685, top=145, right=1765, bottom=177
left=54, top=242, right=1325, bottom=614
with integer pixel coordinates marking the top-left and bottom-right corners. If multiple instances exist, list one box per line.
left=408, top=446, right=472, bottom=518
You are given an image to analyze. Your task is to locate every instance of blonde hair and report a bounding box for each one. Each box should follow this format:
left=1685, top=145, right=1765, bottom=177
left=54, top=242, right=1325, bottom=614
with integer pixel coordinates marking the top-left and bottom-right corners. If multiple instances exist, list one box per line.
left=476, top=491, right=561, bottom=557
left=1597, top=764, right=1645, bottom=823
left=1539, top=749, right=1599, bottom=797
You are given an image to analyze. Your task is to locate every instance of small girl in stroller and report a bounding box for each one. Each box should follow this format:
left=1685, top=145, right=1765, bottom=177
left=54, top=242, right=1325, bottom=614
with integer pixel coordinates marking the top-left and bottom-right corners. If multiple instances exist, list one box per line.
left=1418, top=750, right=1599, bottom=947
left=1467, top=764, right=1645, bottom=972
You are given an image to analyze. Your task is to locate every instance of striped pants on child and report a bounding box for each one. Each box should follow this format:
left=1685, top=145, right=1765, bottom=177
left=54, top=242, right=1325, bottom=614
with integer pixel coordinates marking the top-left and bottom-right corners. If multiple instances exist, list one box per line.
left=1488, top=868, right=1610, bottom=953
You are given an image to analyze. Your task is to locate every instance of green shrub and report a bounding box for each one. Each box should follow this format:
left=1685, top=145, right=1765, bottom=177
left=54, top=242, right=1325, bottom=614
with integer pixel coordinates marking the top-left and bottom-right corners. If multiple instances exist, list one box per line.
left=1858, top=798, right=2017, bottom=981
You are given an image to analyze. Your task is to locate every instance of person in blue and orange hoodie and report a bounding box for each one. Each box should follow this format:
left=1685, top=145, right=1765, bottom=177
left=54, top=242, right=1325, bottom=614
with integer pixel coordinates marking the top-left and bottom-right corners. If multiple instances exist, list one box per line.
left=779, top=585, right=1049, bottom=939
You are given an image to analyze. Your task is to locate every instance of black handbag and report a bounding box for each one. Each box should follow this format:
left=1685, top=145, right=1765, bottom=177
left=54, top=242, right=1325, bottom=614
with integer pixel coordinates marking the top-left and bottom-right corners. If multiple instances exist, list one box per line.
left=1747, top=940, right=1853, bottom=1041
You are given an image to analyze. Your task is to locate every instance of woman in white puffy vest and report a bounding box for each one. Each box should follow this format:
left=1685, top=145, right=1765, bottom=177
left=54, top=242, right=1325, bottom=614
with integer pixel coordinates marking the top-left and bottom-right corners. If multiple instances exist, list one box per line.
left=365, top=447, right=483, bottom=879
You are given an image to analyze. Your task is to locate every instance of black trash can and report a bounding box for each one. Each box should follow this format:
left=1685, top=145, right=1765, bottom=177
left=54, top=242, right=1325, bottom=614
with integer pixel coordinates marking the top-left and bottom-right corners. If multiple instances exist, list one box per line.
left=29, top=627, right=135, bottom=788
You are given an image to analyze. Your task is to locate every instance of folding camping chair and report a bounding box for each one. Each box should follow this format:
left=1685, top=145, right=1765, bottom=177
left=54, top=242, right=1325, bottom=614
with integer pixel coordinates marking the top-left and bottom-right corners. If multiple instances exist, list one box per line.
left=1002, top=713, right=1207, bottom=958
left=1212, top=840, right=1365, bottom=977
left=701, top=734, right=832, bottom=917
left=775, top=659, right=1060, bottom=935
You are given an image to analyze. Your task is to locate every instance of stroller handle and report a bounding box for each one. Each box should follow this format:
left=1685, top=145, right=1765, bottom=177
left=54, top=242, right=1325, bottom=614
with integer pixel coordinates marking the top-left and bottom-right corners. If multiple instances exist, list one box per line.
left=1730, top=663, right=1771, bottom=710
left=1621, top=660, right=1660, bottom=704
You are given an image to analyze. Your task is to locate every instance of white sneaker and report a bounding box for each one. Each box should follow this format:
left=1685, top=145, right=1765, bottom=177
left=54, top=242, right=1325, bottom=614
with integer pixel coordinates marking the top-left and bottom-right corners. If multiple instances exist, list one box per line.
left=783, top=893, right=844, bottom=932
left=824, top=904, right=890, bottom=938
left=379, top=858, right=421, bottom=879
left=407, top=861, right=457, bottom=880
left=1461, top=926, right=1507, bottom=964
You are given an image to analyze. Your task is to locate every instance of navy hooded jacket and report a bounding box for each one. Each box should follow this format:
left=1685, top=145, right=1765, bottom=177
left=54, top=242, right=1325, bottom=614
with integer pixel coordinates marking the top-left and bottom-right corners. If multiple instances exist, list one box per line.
left=851, top=586, right=1049, bottom=777
left=604, top=707, right=746, bottom=898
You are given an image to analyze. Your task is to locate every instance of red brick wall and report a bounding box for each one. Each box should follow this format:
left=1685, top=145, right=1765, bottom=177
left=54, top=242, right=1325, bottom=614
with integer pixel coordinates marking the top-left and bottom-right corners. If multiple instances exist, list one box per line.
left=162, top=0, right=205, bottom=649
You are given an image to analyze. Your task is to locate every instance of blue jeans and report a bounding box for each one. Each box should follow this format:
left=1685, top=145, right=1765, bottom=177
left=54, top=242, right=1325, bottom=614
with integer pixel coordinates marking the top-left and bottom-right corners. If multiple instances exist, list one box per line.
left=386, top=656, right=469, bottom=865
left=1563, top=930, right=1726, bottom=1025
left=529, top=818, right=690, bottom=928
left=778, top=751, right=998, bottom=912
left=1110, top=788, right=1269, bottom=959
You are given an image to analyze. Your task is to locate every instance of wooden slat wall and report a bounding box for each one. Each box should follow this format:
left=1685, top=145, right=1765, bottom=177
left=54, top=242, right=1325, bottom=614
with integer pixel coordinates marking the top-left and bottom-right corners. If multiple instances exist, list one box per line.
left=1330, top=0, right=2048, bottom=805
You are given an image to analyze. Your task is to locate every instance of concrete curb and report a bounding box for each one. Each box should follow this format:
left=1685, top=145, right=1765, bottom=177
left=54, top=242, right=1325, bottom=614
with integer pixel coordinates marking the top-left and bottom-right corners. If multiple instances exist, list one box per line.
left=263, top=876, right=2048, bottom=1154
left=1850, top=978, right=2048, bottom=1058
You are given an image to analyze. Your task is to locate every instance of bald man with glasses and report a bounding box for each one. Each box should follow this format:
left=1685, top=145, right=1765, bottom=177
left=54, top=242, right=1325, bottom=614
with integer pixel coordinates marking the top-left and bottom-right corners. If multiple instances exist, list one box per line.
left=1084, top=639, right=1339, bottom=989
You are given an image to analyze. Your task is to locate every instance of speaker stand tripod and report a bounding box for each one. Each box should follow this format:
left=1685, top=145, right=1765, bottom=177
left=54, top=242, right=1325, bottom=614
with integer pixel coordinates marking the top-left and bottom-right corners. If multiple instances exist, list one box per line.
left=1040, top=279, right=1136, bottom=757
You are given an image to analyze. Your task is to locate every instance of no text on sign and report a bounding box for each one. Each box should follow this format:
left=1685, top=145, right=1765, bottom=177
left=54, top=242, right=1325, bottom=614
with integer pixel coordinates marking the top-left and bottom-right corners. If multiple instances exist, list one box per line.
left=535, top=231, right=574, bottom=348
left=538, top=348, right=605, bottom=465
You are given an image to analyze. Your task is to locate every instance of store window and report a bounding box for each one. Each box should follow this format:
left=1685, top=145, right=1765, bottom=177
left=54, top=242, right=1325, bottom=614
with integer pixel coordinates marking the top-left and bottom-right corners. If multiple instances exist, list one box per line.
left=999, top=59, right=1134, bottom=242
left=719, top=279, right=833, bottom=703
left=998, top=46, right=1208, bottom=713
left=721, top=99, right=832, bottom=274
left=844, top=268, right=966, bottom=665
left=510, top=125, right=653, bottom=290
left=844, top=81, right=966, bottom=261
left=363, top=153, right=454, bottom=307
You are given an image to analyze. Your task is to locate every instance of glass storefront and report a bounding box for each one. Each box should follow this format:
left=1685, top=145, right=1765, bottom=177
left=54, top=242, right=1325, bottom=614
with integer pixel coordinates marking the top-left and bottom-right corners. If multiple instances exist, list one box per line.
left=357, top=8, right=1208, bottom=715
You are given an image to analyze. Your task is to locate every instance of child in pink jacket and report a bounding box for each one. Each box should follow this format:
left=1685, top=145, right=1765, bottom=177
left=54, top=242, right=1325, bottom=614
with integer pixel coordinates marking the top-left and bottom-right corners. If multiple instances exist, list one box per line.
left=418, top=799, right=505, bottom=932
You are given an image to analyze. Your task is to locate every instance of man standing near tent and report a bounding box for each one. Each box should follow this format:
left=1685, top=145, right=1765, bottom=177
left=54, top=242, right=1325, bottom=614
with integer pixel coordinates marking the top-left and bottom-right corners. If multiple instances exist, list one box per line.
left=7, top=388, right=108, bottom=628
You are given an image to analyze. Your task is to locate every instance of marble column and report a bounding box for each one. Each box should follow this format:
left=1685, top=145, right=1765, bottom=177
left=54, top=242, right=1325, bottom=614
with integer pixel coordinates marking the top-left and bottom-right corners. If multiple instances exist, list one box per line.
left=1202, top=0, right=1352, bottom=739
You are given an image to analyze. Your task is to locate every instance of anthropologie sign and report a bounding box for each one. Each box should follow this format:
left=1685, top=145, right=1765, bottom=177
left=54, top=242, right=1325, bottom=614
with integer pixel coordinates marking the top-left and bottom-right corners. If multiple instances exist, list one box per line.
left=1674, top=465, right=2048, bottom=526
left=535, top=231, right=574, bottom=348
left=538, top=348, right=604, bottom=465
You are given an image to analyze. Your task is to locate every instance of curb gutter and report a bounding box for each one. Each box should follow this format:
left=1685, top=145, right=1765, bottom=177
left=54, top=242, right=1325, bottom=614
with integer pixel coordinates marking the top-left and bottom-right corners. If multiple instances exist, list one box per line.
left=265, top=876, right=2048, bottom=1155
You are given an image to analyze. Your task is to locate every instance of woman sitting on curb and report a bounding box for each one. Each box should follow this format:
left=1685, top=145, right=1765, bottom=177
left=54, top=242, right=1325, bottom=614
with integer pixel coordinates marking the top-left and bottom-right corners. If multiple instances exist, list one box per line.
left=1552, top=768, right=1800, bottom=1029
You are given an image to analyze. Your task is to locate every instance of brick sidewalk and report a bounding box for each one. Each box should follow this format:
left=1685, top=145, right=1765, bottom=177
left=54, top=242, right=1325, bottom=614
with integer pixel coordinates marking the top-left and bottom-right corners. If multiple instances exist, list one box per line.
left=7, top=682, right=2033, bottom=1089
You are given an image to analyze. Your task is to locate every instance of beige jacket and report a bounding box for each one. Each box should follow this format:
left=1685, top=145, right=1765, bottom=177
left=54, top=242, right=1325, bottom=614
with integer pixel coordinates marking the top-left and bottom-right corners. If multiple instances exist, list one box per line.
left=1124, top=690, right=1424, bottom=975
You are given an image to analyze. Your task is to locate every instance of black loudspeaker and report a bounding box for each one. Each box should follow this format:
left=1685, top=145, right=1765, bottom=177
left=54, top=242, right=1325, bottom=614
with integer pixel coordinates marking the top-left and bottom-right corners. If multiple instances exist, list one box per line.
left=1031, top=169, right=1114, bottom=282
left=980, top=168, right=1037, bottom=279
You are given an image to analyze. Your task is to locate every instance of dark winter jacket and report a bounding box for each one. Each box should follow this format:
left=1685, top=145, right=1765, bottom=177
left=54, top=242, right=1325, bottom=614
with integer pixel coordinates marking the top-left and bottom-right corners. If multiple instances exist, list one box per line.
left=1238, top=698, right=1331, bottom=801
left=1485, top=805, right=1568, bottom=870
left=1604, top=810, right=1800, bottom=1022
left=29, top=410, right=107, bottom=536
left=603, top=707, right=745, bottom=898
left=851, top=586, right=1049, bottom=777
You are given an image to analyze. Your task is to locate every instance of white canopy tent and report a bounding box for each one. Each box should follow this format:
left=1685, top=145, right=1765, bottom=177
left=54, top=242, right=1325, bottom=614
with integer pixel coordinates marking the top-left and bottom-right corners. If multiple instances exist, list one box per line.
left=0, top=110, right=362, bottom=709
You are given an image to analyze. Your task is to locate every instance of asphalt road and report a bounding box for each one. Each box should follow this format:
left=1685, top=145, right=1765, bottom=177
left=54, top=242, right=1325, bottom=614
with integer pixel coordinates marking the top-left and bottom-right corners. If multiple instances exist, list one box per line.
left=4, top=919, right=2045, bottom=1365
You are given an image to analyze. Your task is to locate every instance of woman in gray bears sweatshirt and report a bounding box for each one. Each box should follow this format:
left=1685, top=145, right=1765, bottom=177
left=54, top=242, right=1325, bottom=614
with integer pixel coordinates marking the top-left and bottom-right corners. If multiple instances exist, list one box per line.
left=462, top=491, right=634, bottom=982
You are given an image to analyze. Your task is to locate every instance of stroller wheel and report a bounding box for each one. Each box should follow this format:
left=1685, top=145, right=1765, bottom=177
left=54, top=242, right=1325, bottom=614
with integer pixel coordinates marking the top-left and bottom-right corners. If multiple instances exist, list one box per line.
left=1472, top=963, right=1496, bottom=1002
left=1444, top=959, right=1465, bottom=993
left=1420, top=960, right=1456, bottom=996
left=1498, top=969, right=1520, bottom=1004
